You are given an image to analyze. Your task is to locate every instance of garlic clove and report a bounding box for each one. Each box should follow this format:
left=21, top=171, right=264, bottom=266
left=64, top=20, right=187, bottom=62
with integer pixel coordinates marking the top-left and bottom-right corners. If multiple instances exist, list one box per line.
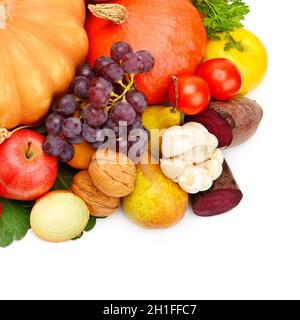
left=162, top=127, right=194, bottom=158
left=183, top=122, right=209, bottom=147
left=204, top=159, right=223, bottom=180
left=181, top=145, right=207, bottom=164
left=177, top=166, right=213, bottom=194
left=211, top=148, right=224, bottom=164
left=160, top=158, right=186, bottom=181
left=205, top=132, right=219, bottom=155
left=183, top=122, right=208, bottom=133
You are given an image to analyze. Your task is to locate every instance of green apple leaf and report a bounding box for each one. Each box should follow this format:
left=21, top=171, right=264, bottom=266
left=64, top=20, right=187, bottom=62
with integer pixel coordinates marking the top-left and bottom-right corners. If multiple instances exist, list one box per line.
left=0, top=198, right=31, bottom=248
left=84, top=216, right=97, bottom=232
left=53, top=164, right=78, bottom=190
left=72, top=216, right=97, bottom=240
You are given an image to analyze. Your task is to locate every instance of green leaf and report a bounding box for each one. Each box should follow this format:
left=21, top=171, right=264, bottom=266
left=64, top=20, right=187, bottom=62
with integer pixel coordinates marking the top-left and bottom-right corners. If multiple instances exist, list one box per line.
left=84, top=216, right=97, bottom=232
left=0, top=198, right=31, bottom=248
left=192, top=0, right=250, bottom=50
left=72, top=216, right=97, bottom=240
left=53, top=164, right=78, bottom=190
left=224, top=32, right=244, bottom=51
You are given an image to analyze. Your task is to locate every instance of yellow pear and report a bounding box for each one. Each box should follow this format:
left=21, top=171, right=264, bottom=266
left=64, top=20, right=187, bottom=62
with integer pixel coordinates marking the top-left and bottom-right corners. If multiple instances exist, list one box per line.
left=142, top=106, right=181, bottom=155
left=123, top=154, right=188, bottom=229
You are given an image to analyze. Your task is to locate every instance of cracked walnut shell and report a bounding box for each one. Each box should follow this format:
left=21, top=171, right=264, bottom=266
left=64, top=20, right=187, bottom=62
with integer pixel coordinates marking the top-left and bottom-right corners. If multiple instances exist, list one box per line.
left=88, top=149, right=136, bottom=197
left=71, top=170, right=120, bottom=217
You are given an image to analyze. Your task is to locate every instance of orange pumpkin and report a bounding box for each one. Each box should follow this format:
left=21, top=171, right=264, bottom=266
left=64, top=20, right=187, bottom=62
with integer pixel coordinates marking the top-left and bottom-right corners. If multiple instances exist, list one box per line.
left=0, top=0, right=88, bottom=129
left=86, top=0, right=207, bottom=105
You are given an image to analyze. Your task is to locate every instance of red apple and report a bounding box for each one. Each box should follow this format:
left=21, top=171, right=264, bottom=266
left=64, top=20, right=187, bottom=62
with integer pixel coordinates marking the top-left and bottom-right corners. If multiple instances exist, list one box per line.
left=0, top=130, right=58, bottom=201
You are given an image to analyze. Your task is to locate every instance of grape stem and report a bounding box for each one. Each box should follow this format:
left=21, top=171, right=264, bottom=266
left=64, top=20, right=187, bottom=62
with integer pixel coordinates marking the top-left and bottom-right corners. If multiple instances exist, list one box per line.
left=118, top=81, right=127, bottom=89
left=111, top=74, right=135, bottom=104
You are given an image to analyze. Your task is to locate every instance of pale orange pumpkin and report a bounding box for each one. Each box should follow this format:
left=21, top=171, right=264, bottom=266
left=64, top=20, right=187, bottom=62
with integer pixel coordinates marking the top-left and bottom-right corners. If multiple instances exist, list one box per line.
left=0, top=0, right=88, bottom=129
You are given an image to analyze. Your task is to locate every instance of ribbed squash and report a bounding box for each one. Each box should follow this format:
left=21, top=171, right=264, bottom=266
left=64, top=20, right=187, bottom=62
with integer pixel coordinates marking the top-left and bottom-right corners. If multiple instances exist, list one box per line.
left=0, top=0, right=88, bottom=129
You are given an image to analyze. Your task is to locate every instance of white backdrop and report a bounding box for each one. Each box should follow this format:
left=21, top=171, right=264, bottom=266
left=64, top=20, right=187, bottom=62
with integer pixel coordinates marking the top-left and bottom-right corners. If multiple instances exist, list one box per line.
left=1, top=0, right=299, bottom=300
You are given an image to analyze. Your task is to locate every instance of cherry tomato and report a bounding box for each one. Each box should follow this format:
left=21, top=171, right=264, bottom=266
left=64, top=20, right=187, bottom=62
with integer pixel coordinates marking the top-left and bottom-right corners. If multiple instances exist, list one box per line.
left=169, top=75, right=211, bottom=115
left=197, top=58, right=242, bottom=101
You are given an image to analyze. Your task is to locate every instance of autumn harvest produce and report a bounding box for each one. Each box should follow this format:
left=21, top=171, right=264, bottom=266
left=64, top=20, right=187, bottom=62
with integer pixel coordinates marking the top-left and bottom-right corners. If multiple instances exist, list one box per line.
left=191, top=161, right=243, bottom=217
left=85, top=0, right=207, bottom=104
left=0, top=0, right=88, bottom=129
left=160, top=123, right=223, bottom=194
left=30, top=191, right=90, bottom=242
left=185, top=97, right=264, bottom=148
left=205, top=29, right=268, bottom=95
left=71, top=170, right=120, bottom=218
left=0, top=130, right=58, bottom=201
left=123, top=153, right=189, bottom=229
left=0, top=0, right=268, bottom=247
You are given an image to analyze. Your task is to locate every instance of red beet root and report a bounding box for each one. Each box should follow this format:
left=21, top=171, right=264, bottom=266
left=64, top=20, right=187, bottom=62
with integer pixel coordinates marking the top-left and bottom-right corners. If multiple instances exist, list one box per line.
left=185, top=108, right=233, bottom=148
left=185, top=96, right=263, bottom=148
left=191, top=161, right=243, bottom=217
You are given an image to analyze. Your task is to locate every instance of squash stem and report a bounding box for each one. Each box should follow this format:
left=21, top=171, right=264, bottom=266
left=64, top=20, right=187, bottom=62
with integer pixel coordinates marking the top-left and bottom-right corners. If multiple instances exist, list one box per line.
left=0, top=0, right=8, bottom=30
left=88, top=4, right=128, bottom=25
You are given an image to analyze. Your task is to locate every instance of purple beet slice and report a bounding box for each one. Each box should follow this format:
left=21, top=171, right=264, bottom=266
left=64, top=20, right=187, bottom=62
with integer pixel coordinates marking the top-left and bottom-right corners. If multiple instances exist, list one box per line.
left=185, top=108, right=233, bottom=148
left=185, top=96, right=263, bottom=148
left=191, top=161, right=243, bottom=217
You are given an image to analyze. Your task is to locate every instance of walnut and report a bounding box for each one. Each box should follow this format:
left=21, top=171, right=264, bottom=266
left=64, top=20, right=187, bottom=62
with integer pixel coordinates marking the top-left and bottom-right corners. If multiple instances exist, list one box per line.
left=71, top=170, right=120, bottom=218
left=88, top=149, right=136, bottom=197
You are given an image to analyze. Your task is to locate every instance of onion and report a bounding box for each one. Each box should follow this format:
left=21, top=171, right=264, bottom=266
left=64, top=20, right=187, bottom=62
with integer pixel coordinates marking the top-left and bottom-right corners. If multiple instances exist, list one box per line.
left=30, top=191, right=90, bottom=242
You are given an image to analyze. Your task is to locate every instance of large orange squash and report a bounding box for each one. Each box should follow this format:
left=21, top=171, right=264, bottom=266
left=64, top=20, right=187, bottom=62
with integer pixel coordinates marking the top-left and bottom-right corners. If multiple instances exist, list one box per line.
left=86, top=0, right=207, bottom=105
left=0, top=0, right=88, bottom=129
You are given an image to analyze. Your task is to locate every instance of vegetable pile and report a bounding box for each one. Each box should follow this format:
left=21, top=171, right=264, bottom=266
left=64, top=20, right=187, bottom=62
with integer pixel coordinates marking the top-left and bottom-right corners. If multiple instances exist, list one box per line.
left=0, top=0, right=267, bottom=247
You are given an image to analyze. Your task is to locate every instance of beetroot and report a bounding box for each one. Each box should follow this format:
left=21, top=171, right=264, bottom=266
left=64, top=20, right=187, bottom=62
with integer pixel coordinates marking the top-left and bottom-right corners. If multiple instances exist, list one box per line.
left=191, top=161, right=243, bottom=217
left=185, top=108, right=233, bottom=148
left=185, top=96, right=263, bottom=148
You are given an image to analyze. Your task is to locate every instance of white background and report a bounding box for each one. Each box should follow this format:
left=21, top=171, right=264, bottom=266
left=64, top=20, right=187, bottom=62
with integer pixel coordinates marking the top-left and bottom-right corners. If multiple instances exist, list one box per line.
left=0, top=0, right=300, bottom=300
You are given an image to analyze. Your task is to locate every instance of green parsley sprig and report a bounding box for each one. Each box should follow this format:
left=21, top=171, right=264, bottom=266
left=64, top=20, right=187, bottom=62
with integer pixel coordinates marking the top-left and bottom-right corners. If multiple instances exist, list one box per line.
left=192, top=0, right=250, bottom=51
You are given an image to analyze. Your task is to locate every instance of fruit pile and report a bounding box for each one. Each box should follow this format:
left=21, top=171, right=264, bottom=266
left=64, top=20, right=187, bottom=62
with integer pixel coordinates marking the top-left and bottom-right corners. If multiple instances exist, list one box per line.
left=0, top=0, right=268, bottom=247
left=43, top=42, right=154, bottom=163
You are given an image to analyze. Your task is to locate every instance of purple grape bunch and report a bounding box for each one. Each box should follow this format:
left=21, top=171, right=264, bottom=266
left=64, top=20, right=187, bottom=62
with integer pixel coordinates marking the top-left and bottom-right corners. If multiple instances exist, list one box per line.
left=43, top=41, right=155, bottom=163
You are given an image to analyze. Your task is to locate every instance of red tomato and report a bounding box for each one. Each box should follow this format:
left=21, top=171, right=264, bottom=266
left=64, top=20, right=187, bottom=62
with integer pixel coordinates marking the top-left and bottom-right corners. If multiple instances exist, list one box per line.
left=197, top=58, right=242, bottom=101
left=169, top=75, right=211, bottom=115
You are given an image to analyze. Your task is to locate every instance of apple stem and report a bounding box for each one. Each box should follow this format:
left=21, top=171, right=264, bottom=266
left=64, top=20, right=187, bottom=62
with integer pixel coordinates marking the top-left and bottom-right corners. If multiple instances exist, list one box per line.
left=25, top=139, right=32, bottom=159
left=171, top=76, right=179, bottom=113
